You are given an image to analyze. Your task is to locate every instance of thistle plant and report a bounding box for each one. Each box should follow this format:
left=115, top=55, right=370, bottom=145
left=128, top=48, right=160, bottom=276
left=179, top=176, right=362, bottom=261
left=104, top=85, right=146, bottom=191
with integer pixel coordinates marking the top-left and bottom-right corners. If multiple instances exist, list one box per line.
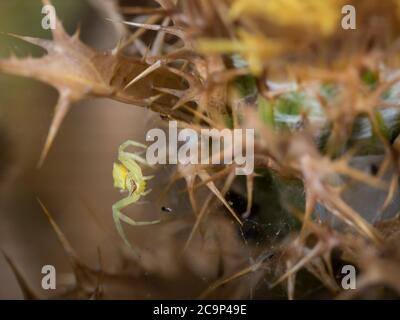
left=2, top=0, right=400, bottom=299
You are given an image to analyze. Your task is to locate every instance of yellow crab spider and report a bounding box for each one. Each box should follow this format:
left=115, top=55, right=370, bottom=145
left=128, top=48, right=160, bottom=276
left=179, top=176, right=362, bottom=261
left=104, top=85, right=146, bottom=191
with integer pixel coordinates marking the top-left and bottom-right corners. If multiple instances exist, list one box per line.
left=112, top=140, right=161, bottom=251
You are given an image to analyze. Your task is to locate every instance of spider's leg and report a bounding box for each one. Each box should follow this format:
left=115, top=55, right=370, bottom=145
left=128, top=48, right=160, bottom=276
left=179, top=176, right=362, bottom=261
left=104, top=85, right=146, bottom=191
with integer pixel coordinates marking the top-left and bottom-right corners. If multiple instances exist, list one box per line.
left=112, top=195, right=161, bottom=255
left=143, top=175, right=154, bottom=180
left=112, top=194, right=141, bottom=252
left=119, top=140, right=154, bottom=167
left=112, top=194, right=161, bottom=243
left=119, top=140, right=147, bottom=153
left=141, top=188, right=152, bottom=196
left=124, top=152, right=153, bottom=167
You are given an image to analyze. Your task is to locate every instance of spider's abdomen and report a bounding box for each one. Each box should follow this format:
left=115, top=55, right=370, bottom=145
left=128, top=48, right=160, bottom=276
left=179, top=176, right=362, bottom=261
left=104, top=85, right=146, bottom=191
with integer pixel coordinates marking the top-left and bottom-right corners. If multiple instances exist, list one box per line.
left=113, top=163, right=128, bottom=190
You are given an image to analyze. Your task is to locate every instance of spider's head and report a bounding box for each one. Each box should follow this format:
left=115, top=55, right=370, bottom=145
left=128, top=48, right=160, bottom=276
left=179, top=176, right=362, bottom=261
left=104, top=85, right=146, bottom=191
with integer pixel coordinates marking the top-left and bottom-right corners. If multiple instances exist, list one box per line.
left=113, top=163, right=128, bottom=191
left=113, top=162, right=144, bottom=195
